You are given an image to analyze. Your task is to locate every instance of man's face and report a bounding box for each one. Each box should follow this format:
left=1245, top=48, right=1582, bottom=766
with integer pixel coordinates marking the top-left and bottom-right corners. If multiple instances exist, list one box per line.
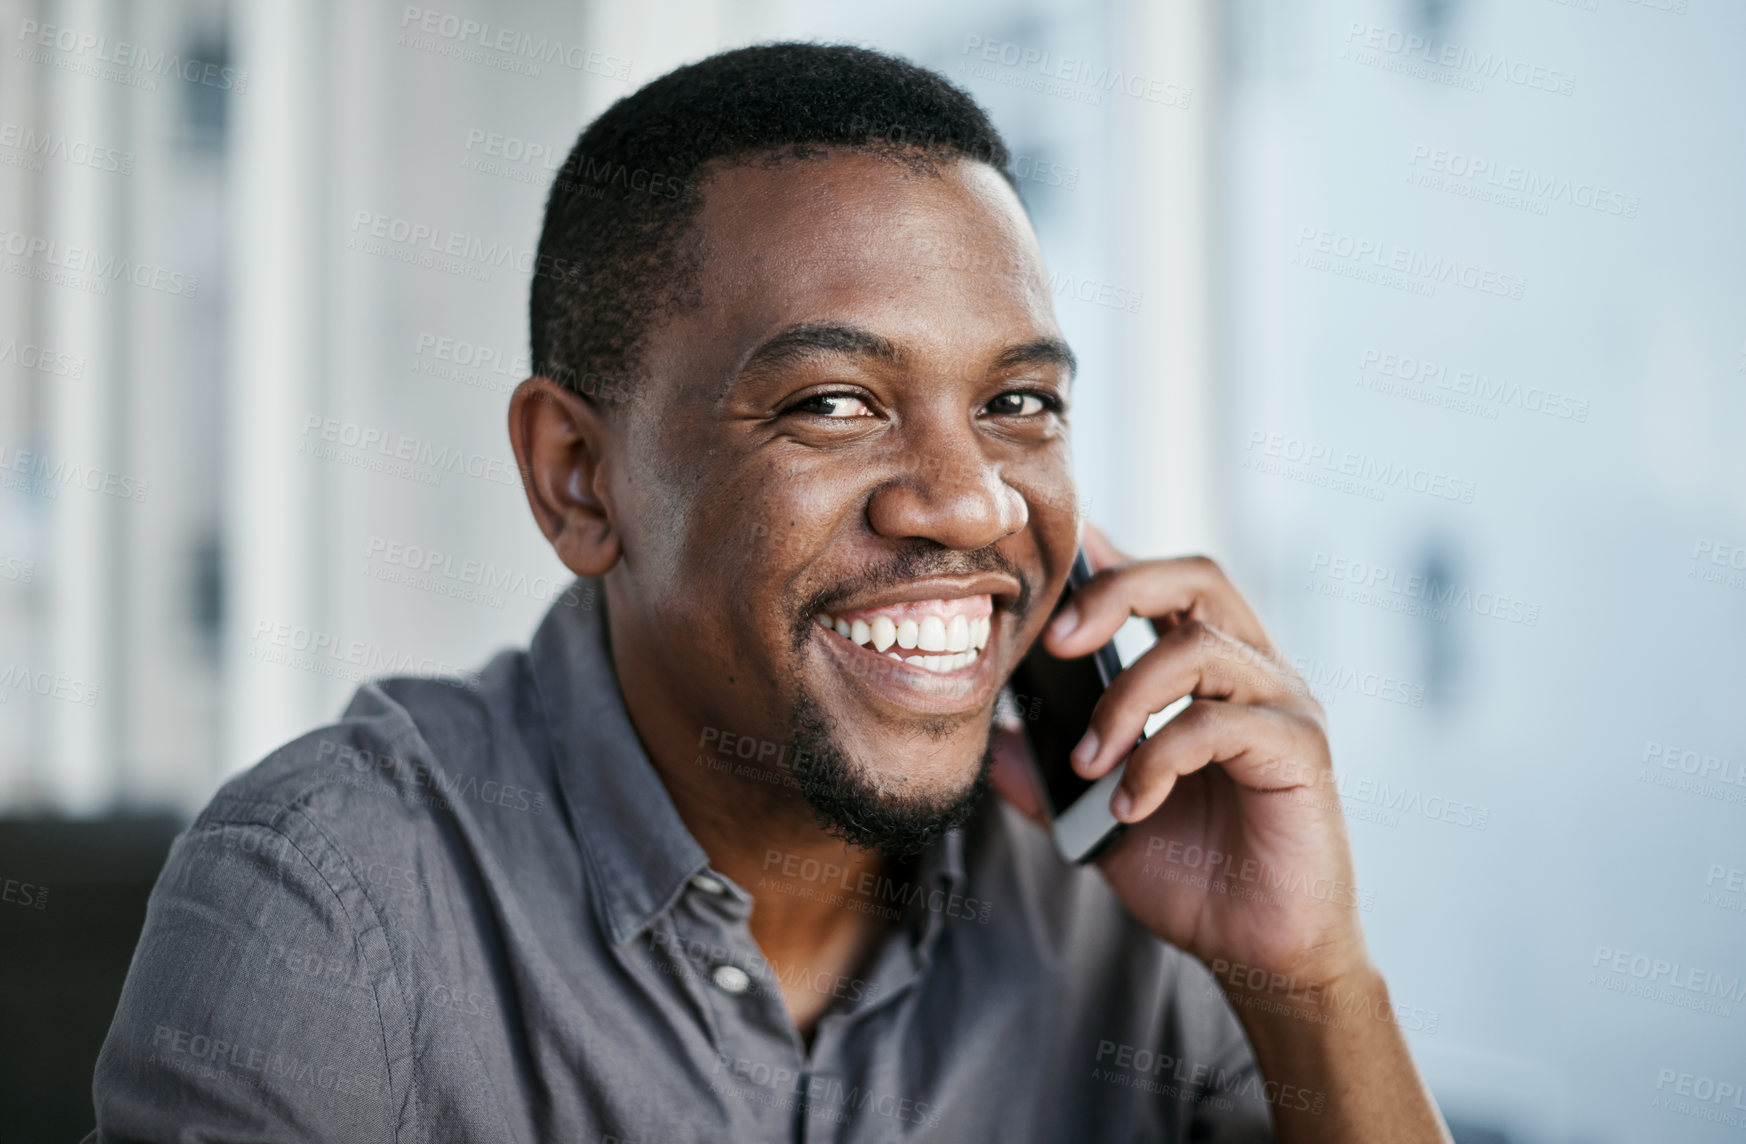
left=603, top=150, right=1081, bottom=852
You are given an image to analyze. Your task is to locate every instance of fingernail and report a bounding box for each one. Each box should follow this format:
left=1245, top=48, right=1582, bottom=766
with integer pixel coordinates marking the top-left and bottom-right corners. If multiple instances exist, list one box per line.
left=1110, top=787, right=1132, bottom=820
left=1049, top=604, right=1079, bottom=640
left=1070, top=729, right=1098, bottom=774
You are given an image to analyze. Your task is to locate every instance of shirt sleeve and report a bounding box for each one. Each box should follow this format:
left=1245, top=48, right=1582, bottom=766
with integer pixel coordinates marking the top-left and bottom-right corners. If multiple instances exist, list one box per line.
left=90, top=800, right=406, bottom=1142
left=1170, top=955, right=1279, bottom=1143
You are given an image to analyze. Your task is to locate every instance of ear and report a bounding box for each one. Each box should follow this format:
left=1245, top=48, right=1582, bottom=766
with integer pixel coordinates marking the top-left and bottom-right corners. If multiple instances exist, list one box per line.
left=508, top=377, right=621, bottom=578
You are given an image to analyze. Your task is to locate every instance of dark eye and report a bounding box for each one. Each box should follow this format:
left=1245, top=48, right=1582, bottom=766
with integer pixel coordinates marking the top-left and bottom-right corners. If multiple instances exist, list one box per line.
left=792, top=393, right=875, bottom=419
left=985, top=391, right=1056, bottom=416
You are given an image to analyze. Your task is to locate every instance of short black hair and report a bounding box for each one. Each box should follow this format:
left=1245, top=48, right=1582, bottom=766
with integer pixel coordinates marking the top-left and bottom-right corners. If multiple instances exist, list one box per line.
left=528, top=42, right=1014, bottom=405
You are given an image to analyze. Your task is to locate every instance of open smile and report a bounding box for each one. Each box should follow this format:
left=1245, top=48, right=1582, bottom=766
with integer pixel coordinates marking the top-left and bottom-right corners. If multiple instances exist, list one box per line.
left=813, top=593, right=993, bottom=675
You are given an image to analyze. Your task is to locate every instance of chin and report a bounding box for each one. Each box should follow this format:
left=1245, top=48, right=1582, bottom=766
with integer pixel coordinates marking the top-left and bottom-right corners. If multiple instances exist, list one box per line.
left=789, top=690, right=995, bottom=856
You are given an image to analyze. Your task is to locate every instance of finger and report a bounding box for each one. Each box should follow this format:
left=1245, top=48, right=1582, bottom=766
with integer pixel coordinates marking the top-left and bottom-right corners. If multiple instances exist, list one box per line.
left=1109, top=700, right=1325, bottom=825
left=1045, top=555, right=1272, bottom=660
left=1069, top=620, right=1308, bottom=780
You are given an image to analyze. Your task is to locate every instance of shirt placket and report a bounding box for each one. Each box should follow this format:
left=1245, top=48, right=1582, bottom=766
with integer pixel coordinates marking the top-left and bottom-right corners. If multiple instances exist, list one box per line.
left=670, top=869, right=811, bottom=1140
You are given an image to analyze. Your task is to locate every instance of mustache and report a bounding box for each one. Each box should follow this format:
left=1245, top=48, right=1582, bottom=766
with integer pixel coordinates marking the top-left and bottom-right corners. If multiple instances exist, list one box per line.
left=792, top=544, right=1035, bottom=647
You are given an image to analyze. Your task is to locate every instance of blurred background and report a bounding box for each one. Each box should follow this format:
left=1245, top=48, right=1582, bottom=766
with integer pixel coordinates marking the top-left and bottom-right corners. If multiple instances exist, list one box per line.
left=1, top=0, right=1742, bottom=1139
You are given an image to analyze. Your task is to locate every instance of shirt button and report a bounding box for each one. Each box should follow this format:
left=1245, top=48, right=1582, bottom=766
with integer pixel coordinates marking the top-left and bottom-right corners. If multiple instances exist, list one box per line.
left=690, top=873, right=727, bottom=896
left=711, top=964, right=751, bottom=995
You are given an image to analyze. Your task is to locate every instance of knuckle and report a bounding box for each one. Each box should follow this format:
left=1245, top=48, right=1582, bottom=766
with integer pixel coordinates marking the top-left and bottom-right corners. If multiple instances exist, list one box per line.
left=1170, top=617, right=1213, bottom=649
left=1175, top=697, right=1219, bottom=733
left=1185, top=553, right=1223, bottom=577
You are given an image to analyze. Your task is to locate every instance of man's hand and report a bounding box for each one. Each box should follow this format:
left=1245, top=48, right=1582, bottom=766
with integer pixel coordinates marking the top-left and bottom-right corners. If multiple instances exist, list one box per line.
left=1024, top=527, right=1452, bottom=1144
left=1044, top=531, right=1367, bottom=991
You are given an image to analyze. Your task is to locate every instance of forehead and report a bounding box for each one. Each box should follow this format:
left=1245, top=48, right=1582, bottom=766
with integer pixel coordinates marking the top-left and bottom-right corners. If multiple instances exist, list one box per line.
left=665, top=151, right=1059, bottom=383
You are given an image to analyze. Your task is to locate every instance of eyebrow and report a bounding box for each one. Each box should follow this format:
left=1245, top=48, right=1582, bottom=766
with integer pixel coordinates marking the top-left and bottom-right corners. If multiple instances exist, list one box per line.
left=728, top=321, right=1078, bottom=396
left=736, top=322, right=907, bottom=380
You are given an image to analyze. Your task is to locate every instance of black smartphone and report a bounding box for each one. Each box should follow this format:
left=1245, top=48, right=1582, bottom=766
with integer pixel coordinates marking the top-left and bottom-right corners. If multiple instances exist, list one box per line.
left=1007, top=550, right=1189, bottom=863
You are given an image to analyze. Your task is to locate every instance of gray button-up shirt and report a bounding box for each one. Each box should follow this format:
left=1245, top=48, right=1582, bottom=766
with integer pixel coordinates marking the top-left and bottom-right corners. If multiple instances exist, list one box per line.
left=90, top=586, right=1277, bottom=1142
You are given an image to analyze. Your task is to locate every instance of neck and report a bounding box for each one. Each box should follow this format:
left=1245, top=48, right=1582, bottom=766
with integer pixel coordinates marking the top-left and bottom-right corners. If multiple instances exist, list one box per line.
left=605, top=592, right=900, bottom=1038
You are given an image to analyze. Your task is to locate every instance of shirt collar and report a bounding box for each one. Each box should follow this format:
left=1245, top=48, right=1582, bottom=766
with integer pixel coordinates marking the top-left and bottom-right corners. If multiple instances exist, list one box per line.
left=530, top=582, right=709, bottom=946
left=529, top=579, right=970, bottom=949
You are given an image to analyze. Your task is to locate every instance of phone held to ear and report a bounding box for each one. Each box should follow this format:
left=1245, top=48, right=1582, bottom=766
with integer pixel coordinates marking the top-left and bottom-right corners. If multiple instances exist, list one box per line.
left=1007, top=549, right=1193, bottom=864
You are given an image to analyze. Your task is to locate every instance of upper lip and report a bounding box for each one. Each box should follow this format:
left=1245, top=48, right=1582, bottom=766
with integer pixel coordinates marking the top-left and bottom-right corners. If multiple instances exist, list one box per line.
left=820, top=573, right=1022, bottom=616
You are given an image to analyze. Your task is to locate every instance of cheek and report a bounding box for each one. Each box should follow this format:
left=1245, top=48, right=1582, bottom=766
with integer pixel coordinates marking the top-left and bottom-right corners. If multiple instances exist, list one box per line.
left=1010, top=458, right=1081, bottom=543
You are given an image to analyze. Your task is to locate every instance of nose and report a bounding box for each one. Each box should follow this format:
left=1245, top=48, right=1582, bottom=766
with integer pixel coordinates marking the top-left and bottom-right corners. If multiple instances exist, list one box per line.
left=865, top=435, right=1028, bottom=551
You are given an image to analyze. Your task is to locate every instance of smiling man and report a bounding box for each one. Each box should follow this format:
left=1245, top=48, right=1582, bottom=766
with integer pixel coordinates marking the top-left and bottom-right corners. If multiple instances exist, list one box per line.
left=91, top=44, right=1449, bottom=1143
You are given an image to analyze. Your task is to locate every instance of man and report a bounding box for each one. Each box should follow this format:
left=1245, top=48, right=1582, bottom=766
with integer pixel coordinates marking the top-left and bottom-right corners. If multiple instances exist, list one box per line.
left=91, top=44, right=1450, bottom=1142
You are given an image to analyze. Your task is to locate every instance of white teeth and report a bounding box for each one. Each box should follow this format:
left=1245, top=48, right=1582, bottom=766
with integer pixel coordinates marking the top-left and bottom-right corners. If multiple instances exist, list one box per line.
left=825, top=607, right=989, bottom=666
left=890, top=646, right=982, bottom=674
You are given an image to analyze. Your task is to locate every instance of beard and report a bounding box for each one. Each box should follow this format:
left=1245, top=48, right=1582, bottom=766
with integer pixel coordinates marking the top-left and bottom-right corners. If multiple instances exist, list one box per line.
left=779, top=540, right=1028, bottom=857
left=787, top=687, right=993, bottom=858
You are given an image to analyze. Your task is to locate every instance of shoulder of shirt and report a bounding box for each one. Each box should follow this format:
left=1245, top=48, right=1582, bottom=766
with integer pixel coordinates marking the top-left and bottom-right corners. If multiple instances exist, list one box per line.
left=194, top=646, right=539, bottom=836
